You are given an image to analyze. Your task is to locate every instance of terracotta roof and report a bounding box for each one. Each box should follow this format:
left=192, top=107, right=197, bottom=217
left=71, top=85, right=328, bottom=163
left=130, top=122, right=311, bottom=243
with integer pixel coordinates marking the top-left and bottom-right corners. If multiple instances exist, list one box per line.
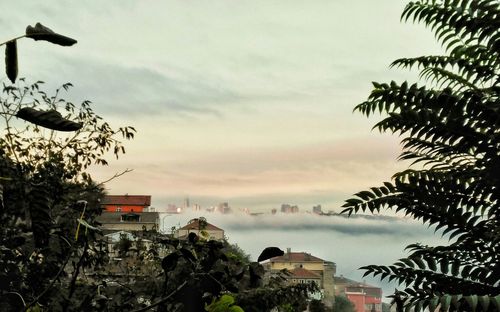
left=271, top=252, right=324, bottom=263
left=179, top=218, right=223, bottom=231
left=334, top=276, right=359, bottom=285
left=289, top=267, right=321, bottom=279
left=346, top=285, right=382, bottom=297
left=96, top=212, right=159, bottom=224
left=102, top=195, right=151, bottom=206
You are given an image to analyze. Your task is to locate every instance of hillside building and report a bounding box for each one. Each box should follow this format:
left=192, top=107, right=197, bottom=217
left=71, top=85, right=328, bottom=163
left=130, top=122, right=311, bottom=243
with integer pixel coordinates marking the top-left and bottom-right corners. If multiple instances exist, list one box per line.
left=335, top=276, right=382, bottom=312
left=101, top=195, right=151, bottom=213
left=264, top=248, right=336, bottom=307
left=97, top=212, right=159, bottom=233
left=176, top=218, right=224, bottom=240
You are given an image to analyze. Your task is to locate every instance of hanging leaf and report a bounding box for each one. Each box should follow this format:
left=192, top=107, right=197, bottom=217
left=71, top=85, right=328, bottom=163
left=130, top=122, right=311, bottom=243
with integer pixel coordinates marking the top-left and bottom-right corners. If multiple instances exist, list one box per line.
left=29, top=184, right=51, bottom=248
left=16, top=107, right=83, bottom=132
left=257, top=247, right=284, bottom=262
left=25, top=23, right=77, bottom=46
left=0, top=184, right=4, bottom=211
left=5, top=40, right=18, bottom=83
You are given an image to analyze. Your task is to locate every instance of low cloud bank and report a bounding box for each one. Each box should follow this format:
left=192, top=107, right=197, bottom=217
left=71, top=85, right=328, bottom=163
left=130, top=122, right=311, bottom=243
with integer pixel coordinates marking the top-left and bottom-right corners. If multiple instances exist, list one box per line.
left=161, top=211, right=445, bottom=299
left=162, top=211, right=437, bottom=238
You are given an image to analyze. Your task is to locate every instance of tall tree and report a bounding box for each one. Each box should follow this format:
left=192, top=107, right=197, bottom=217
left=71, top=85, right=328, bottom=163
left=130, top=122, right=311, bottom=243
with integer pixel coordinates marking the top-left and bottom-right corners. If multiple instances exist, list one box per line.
left=0, top=81, right=135, bottom=310
left=342, top=1, right=500, bottom=311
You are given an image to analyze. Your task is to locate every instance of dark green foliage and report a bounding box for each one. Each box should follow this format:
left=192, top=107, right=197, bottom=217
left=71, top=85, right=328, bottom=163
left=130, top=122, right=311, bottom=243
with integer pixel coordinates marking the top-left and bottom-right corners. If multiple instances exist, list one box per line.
left=235, top=282, right=317, bottom=312
left=333, top=296, right=355, bottom=312
left=343, top=0, right=500, bottom=311
left=25, top=23, right=77, bottom=46
left=114, top=234, right=133, bottom=257
left=153, top=235, right=315, bottom=312
left=0, top=81, right=134, bottom=310
left=309, top=299, right=334, bottom=312
left=224, top=242, right=251, bottom=264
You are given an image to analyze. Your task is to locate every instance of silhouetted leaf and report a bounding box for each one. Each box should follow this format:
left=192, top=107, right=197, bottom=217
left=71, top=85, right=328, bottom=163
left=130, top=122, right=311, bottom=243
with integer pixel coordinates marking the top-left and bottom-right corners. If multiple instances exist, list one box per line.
left=257, top=247, right=284, bottom=262
left=29, top=184, right=51, bottom=248
left=188, top=232, right=198, bottom=244
left=5, top=40, right=18, bottom=83
left=162, top=252, right=179, bottom=272
left=16, top=107, right=82, bottom=131
left=25, top=23, right=77, bottom=46
left=0, top=184, right=3, bottom=212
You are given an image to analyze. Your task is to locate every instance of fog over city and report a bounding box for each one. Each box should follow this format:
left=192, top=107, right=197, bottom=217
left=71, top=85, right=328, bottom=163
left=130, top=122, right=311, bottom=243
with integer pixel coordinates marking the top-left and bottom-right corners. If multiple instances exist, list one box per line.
left=161, top=211, right=447, bottom=298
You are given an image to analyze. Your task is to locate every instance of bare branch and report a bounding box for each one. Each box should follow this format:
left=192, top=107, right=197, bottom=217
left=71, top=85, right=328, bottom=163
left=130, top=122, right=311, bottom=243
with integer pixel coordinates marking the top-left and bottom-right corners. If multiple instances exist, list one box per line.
left=97, top=168, right=133, bottom=186
left=130, top=280, right=188, bottom=312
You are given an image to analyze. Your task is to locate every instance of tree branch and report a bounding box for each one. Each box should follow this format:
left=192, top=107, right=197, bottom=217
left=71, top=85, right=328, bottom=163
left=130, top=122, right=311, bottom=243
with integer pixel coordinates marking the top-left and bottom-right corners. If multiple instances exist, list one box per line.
left=130, top=280, right=188, bottom=312
left=97, top=169, right=133, bottom=186
left=24, top=249, right=73, bottom=311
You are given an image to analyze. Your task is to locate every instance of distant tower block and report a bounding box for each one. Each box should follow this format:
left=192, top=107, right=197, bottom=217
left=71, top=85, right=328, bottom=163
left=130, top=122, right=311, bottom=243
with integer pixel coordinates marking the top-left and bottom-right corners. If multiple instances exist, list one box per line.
left=183, top=197, right=190, bottom=209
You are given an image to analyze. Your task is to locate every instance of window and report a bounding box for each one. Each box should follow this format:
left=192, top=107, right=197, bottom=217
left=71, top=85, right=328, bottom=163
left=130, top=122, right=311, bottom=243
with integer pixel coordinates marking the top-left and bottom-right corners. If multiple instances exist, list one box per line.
left=121, top=214, right=140, bottom=222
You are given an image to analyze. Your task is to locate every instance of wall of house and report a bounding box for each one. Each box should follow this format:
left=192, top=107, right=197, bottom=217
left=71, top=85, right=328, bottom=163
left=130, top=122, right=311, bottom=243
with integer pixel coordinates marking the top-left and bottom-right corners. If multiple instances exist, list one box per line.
left=322, top=263, right=336, bottom=307
left=289, top=277, right=320, bottom=286
left=345, top=292, right=382, bottom=312
left=177, top=229, right=224, bottom=240
left=103, top=223, right=157, bottom=231
left=345, top=293, right=365, bottom=312
left=269, top=261, right=324, bottom=272
left=104, top=205, right=145, bottom=212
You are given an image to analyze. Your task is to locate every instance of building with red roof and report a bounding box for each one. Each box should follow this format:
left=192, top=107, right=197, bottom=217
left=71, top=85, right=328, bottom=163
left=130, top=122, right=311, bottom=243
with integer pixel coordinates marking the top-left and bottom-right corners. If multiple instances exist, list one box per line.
left=287, top=267, right=321, bottom=286
left=335, top=276, right=382, bottom=312
left=101, top=195, right=151, bottom=213
left=175, top=218, right=225, bottom=240
left=264, top=248, right=336, bottom=307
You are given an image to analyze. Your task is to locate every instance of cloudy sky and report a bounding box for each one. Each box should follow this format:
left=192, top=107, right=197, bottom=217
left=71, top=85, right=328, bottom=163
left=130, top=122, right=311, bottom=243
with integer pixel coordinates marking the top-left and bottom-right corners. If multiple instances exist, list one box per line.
left=4, top=0, right=443, bottom=212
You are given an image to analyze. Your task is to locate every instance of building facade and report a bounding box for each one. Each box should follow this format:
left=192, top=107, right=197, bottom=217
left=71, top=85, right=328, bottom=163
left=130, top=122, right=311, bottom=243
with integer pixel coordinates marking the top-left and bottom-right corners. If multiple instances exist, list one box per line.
left=265, top=248, right=336, bottom=307
left=280, top=204, right=299, bottom=213
left=101, top=195, right=151, bottom=213
left=97, top=212, right=159, bottom=232
left=175, top=218, right=225, bottom=240
left=335, top=276, right=382, bottom=312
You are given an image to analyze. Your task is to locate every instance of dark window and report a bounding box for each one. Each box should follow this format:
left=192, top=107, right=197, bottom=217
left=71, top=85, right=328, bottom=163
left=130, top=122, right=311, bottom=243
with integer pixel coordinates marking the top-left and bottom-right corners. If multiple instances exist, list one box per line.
left=121, top=214, right=140, bottom=222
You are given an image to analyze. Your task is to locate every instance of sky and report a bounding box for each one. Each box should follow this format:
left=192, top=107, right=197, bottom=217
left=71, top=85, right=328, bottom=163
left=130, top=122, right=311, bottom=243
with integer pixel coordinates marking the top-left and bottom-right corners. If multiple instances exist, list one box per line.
left=3, top=0, right=443, bottom=212
left=3, top=0, right=449, bottom=300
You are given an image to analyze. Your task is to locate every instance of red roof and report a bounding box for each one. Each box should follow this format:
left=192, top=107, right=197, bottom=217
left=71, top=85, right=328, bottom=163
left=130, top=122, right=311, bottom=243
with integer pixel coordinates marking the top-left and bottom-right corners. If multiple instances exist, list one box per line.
left=289, top=267, right=321, bottom=279
left=102, top=195, right=151, bottom=206
left=271, top=252, right=324, bottom=263
left=179, top=219, right=223, bottom=231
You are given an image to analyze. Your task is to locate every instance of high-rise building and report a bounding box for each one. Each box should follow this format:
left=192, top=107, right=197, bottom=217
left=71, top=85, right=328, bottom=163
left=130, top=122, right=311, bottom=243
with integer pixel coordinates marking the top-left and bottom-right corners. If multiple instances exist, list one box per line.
left=281, top=204, right=299, bottom=213
left=216, top=202, right=231, bottom=214
left=313, top=205, right=322, bottom=214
